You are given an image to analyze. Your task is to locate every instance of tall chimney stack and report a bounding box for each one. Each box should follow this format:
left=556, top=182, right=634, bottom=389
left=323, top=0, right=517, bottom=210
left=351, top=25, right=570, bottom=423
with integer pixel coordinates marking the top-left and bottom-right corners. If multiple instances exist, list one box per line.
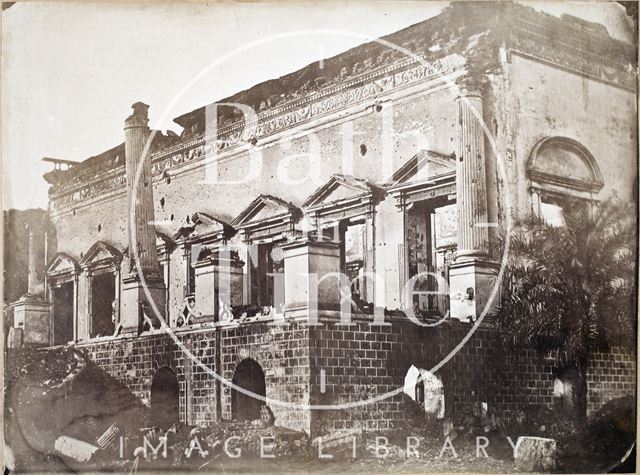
left=120, top=102, right=166, bottom=334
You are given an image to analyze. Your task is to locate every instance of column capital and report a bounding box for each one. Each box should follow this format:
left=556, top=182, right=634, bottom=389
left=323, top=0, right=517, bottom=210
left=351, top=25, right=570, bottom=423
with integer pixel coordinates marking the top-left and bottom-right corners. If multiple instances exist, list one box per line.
left=124, top=102, right=149, bottom=130
left=454, top=88, right=483, bottom=101
left=455, top=73, right=488, bottom=99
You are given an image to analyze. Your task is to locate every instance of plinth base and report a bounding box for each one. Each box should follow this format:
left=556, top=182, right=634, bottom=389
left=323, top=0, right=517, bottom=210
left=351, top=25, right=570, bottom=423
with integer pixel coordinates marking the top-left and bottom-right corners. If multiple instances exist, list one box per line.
left=120, top=275, right=166, bottom=335
left=10, top=295, right=51, bottom=346
left=449, top=257, right=500, bottom=321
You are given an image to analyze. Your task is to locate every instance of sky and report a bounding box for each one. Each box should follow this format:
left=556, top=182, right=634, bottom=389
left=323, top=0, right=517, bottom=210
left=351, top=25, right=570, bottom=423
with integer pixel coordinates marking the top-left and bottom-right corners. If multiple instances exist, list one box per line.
left=2, top=1, right=634, bottom=211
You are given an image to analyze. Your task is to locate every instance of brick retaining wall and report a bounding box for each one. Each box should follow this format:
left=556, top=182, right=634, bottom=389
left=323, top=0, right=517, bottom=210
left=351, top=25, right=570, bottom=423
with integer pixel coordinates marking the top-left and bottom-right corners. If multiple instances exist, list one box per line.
left=586, top=346, right=636, bottom=416
left=72, top=317, right=635, bottom=438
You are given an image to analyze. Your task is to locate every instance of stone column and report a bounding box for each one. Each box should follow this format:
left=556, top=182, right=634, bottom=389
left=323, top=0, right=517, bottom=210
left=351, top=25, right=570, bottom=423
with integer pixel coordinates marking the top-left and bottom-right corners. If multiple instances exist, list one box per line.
left=120, top=102, right=166, bottom=334
left=449, top=89, right=499, bottom=321
left=27, top=226, right=37, bottom=295
left=124, top=102, right=162, bottom=275
left=455, top=91, right=489, bottom=258
left=10, top=225, right=50, bottom=346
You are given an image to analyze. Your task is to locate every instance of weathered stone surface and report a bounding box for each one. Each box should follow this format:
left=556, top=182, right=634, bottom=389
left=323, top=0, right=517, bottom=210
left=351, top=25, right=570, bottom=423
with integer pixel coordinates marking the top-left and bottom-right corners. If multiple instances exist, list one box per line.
left=54, top=436, right=99, bottom=463
left=514, top=436, right=557, bottom=472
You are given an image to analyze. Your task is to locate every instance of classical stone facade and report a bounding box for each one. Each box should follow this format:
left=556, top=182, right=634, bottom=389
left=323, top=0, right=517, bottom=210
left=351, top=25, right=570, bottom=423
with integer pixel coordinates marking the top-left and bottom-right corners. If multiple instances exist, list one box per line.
left=16, top=3, right=636, bottom=438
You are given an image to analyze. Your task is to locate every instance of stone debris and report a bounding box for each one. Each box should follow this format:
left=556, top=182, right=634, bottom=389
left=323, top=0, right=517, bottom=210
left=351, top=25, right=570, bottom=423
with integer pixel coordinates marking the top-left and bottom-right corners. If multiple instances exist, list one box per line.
left=96, top=423, right=120, bottom=449
left=312, top=428, right=363, bottom=451
left=54, top=436, right=99, bottom=463
left=514, top=436, right=556, bottom=472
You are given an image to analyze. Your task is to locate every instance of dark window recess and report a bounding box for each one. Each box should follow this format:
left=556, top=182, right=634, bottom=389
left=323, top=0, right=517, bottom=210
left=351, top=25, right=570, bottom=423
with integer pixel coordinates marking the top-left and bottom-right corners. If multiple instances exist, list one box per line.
left=90, top=272, right=115, bottom=338
left=360, top=144, right=367, bottom=156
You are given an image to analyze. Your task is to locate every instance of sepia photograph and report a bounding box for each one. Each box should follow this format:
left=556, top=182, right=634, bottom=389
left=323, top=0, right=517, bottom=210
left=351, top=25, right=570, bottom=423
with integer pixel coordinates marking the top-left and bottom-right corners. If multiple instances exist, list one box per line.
left=2, top=1, right=638, bottom=473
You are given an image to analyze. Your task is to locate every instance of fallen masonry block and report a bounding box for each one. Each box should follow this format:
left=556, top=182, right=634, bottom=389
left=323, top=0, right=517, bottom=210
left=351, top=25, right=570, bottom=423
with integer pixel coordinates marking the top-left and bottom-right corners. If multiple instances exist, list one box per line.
left=54, top=436, right=99, bottom=463
left=96, top=423, right=120, bottom=449
left=514, top=436, right=557, bottom=472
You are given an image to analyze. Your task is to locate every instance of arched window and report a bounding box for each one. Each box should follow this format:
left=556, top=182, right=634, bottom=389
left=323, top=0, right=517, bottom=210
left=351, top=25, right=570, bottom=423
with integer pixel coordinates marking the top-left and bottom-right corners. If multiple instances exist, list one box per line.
left=528, top=137, right=603, bottom=226
left=231, top=358, right=266, bottom=421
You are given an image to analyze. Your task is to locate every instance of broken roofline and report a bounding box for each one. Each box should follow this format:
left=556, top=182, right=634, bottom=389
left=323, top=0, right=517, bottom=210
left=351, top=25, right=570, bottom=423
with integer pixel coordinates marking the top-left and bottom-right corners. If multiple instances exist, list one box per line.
left=170, top=1, right=634, bottom=131
left=45, top=2, right=635, bottom=200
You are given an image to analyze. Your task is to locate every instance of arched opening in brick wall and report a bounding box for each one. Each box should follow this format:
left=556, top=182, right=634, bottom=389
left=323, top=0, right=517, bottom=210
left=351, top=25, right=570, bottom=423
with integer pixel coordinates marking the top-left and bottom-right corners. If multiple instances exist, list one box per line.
left=232, top=358, right=266, bottom=421
left=150, top=366, right=179, bottom=429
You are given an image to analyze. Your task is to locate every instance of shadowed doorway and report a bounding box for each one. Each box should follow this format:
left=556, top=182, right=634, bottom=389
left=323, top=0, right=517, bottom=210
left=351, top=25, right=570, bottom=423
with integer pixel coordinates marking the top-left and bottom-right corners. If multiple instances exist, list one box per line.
left=231, top=359, right=266, bottom=421
left=150, top=366, right=179, bottom=429
left=52, top=281, right=74, bottom=345
left=90, top=272, right=115, bottom=338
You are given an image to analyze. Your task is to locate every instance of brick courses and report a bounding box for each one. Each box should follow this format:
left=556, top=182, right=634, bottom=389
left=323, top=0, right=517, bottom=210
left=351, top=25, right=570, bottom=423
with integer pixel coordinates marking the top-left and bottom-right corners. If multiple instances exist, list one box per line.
left=74, top=316, right=635, bottom=439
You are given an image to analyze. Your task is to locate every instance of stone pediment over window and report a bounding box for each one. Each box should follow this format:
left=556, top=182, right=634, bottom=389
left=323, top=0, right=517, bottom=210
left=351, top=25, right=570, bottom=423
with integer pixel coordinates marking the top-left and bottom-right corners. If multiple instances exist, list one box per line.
left=386, top=150, right=456, bottom=207
left=80, top=241, right=123, bottom=271
left=46, top=252, right=81, bottom=279
left=232, top=194, right=300, bottom=242
left=528, top=137, right=604, bottom=195
left=303, top=174, right=379, bottom=222
left=172, top=212, right=234, bottom=246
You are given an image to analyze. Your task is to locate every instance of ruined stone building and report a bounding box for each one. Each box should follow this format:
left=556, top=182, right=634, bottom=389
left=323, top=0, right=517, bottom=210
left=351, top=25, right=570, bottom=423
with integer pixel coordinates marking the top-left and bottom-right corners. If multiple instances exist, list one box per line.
left=11, top=3, right=636, bottom=437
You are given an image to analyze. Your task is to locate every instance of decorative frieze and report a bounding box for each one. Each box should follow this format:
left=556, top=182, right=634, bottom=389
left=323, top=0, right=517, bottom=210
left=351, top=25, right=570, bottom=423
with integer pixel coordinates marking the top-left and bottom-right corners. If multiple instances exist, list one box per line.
left=48, top=7, right=635, bottom=211
left=50, top=55, right=464, bottom=211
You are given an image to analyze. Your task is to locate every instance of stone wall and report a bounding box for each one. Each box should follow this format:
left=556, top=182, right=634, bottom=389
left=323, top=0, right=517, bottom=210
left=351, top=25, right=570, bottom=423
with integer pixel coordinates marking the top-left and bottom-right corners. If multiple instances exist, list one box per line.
left=74, top=318, right=635, bottom=439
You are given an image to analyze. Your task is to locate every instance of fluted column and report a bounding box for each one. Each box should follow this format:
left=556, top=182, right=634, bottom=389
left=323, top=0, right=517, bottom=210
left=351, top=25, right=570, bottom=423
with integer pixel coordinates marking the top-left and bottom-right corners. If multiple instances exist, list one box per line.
left=449, top=87, right=498, bottom=321
left=124, top=102, right=162, bottom=278
left=120, top=102, right=166, bottom=334
left=455, top=91, right=489, bottom=258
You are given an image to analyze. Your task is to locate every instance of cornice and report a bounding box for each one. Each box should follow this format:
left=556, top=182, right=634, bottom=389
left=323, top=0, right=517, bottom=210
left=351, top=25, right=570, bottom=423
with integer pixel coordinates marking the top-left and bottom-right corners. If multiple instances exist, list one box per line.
left=50, top=55, right=464, bottom=212
left=507, top=16, right=635, bottom=92
left=48, top=7, right=635, bottom=211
